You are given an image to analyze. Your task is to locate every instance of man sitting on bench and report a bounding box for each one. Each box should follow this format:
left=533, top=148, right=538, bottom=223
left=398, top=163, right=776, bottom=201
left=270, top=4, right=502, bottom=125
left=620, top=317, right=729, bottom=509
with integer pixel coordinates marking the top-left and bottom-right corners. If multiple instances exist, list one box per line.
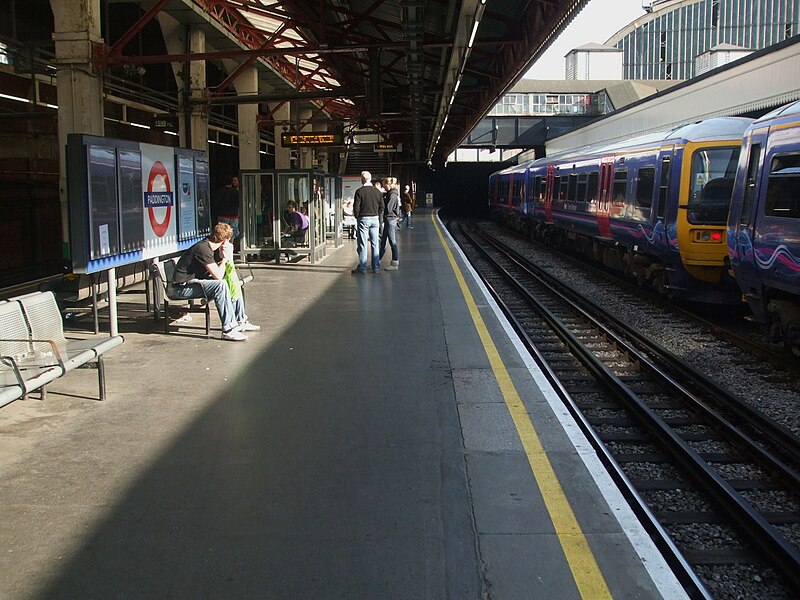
left=283, top=201, right=309, bottom=246
left=170, top=222, right=260, bottom=342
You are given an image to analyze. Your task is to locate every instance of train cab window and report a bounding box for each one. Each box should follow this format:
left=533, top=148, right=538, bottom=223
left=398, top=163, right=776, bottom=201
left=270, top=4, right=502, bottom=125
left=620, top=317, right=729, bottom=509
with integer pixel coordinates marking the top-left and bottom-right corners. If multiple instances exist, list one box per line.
left=765, top=154, right=800, bottom=220
left=559, top=176, right=569, bottom=200
left=612, top=170, right=628, bottom=203
left=740, top=143, right=761, bottom=225
left=576, top=174, right=588, bottom=202
left=586, top=171, right=599, bottom=203
left=689, top=146, right=740, bottom=224
left=635, top=167, right=655, bottom=208
left=568, top=174, right=578, bottom=202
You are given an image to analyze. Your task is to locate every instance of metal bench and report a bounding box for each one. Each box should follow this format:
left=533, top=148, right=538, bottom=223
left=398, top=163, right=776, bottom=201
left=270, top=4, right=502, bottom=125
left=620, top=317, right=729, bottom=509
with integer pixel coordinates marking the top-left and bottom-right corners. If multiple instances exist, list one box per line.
left=150, top=258, right=254, bottom=337
left=0, top=299, right=69, bottom=406
left=1, top=291, right=124, bottom=403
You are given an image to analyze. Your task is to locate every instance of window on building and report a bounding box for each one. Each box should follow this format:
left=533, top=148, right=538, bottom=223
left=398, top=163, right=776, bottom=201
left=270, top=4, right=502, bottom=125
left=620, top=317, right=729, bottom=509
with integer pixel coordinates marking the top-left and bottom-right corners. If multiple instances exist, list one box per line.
left=635, top=167, right=656, bottom=208
left=712, top=0, right=719, bottom=28
left=765, top=154, right=800, bottom=219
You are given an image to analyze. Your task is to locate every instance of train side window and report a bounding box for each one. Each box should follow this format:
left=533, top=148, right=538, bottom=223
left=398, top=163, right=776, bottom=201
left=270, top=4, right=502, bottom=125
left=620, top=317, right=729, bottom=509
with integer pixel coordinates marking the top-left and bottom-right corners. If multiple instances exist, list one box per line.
left=559, top=176, right=569, bottom=200
left=568, top=174, right=578, bottom=202
left=740, top=143, right=761, bottom=225
left=764, top=154, right=800, bottom=219
left=532, top=176, right=542, bottom=202
left=586, top=171, right=599, bottom=203
left=657, top=156, right=670, bottom=219
left=576, top=173, right=588, bottom=202
left=612, top=170, right=628, bottom=203
left=635, top=167, right=655, bottom=208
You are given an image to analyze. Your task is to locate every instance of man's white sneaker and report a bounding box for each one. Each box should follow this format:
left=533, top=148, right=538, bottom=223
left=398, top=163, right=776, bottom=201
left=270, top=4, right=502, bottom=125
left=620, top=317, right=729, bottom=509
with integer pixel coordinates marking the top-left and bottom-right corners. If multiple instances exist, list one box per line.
left=236, top=321, right=261, bottom=332
left=221, top=329, right=247, bottom=342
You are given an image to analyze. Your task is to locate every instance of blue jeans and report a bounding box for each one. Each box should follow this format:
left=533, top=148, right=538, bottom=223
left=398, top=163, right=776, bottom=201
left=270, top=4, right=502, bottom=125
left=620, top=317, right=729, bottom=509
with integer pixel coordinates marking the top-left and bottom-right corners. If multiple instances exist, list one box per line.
left=169, top=278, right=245, bottom=332
left=401, top=211, right=412, bottom=228
left=379, top=219, right=399, bottom=262
left=356, top=216, right=380, bottom=272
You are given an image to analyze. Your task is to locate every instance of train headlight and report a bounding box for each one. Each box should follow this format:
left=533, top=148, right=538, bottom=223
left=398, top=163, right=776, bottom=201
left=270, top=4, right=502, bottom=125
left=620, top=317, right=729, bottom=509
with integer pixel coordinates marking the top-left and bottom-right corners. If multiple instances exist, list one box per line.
left=693, top=229, right=724, bottom=243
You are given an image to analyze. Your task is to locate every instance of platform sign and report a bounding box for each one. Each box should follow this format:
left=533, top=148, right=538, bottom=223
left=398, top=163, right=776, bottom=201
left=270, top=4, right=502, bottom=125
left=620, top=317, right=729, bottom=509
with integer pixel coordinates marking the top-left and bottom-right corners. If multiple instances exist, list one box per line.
left=67, top=134, right=209, bottom=274
left=374, top=142, right=401, bottom=153
left=425, top=192, right=433, bottom=207
left=142, top=143, right=177, bottom=251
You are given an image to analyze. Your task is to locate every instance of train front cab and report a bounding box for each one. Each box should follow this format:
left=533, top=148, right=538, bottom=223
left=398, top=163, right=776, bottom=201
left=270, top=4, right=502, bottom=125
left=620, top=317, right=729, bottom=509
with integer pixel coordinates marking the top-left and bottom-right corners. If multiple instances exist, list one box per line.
left=672, top=137, right=743, bottom=302
left=728, top=104, right=800, bottom=353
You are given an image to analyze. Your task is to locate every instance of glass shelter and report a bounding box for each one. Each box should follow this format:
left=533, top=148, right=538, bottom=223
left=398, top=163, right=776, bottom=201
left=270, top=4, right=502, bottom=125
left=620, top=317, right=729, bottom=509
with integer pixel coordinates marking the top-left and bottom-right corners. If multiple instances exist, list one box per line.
left=240, top=169, right=327, bottom=264
left=324, top=174, right=343, bottom=248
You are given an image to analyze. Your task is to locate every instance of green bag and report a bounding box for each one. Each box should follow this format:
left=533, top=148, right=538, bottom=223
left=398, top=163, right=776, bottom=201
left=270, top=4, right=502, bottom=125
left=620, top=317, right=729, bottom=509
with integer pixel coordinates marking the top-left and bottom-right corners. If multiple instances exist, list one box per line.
left=223, top=261, right=242, bottom=300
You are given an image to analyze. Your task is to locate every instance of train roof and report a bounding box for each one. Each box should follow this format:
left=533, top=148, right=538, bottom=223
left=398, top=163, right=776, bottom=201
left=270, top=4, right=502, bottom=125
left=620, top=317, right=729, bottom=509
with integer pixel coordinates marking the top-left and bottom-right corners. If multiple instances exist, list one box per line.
left=520, top=116, right=753, bottom=171
left=752, top=99, right=800, bottom=125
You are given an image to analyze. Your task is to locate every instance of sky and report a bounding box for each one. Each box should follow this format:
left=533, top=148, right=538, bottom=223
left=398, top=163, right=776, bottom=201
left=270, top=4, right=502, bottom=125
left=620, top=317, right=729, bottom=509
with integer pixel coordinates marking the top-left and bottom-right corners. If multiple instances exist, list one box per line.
left=523, top=0, right=650, bottom=79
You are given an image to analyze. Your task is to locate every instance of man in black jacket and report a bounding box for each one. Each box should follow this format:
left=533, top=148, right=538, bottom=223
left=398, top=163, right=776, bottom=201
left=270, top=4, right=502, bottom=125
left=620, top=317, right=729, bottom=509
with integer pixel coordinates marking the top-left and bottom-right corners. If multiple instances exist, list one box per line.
left=352, top=170, right=384, bottom=274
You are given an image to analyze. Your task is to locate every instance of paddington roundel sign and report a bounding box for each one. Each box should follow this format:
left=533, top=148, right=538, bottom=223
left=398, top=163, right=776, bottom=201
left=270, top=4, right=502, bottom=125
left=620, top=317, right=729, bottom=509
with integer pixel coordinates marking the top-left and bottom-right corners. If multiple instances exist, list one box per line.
left=146, top=161, right=173, bottom=237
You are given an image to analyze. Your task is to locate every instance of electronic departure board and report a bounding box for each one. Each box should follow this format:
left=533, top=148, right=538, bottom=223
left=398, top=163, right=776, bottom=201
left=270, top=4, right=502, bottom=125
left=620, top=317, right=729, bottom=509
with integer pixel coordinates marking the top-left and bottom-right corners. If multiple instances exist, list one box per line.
left=280, top=132, right=344, bottom=147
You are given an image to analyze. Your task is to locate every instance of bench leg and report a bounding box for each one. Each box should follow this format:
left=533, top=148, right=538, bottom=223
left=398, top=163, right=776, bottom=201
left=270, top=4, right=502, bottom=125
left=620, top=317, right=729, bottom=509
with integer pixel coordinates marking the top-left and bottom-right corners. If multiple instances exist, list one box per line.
left=205, top=304, right=211, bottom=337
left=164, top=300, right=170, bottom=334
left=97, top=356, right=106, bottom=401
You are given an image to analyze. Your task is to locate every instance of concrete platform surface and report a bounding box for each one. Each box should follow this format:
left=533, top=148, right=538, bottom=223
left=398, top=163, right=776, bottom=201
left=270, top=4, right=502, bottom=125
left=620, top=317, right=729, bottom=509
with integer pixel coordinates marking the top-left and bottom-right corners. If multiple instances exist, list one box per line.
left=0, top=211, right=686, bottom=599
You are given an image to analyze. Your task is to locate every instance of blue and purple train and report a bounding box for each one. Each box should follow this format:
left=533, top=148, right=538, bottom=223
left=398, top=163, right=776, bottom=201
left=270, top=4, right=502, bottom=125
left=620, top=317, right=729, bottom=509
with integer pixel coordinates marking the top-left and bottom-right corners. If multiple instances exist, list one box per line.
left=728, top=101, right=800, bottom=355
left=489, top=101, right=800, bottom=354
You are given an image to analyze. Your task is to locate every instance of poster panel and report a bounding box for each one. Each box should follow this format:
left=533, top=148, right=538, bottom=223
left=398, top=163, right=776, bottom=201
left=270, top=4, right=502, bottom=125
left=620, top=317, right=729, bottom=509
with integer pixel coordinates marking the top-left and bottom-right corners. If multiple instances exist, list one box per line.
left=87, top=145, right=120, bottom=260
left=195, top=157, right=211, bottom=236
left=118, top=149, right=144, bottom=252
left=177, top=154, right=196, bottom=240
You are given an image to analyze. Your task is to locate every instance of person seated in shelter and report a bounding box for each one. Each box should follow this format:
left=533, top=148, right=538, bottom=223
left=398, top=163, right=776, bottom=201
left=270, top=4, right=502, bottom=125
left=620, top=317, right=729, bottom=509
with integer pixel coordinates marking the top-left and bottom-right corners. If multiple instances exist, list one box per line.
left=283, top=201, right=309, bottom=245
left=170, top=222, right=260, bottom=342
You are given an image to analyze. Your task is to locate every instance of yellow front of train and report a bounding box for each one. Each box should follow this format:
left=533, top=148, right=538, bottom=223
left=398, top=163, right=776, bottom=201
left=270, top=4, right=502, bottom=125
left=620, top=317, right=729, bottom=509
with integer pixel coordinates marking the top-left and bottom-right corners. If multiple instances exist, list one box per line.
left=676, top=140, right=742, bottom=284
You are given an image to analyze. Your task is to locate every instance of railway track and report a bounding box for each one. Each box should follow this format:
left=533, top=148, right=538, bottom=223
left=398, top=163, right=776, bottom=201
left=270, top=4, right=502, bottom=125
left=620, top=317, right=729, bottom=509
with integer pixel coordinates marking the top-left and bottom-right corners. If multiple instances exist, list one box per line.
left=451, top=220, right=800, bottom=599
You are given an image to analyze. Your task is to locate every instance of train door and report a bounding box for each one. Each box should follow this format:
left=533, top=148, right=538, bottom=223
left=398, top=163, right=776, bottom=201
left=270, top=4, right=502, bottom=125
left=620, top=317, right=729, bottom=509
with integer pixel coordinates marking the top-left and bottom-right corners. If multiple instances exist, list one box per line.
left=597, top=157, right=614, bottom=238
left=544, top=165, right=555, bottom=223
left=507, top=172, right=515, bottom=211
left=731, top=134, right=766, bottom=286
left=653, top=149, right=672, bottom=224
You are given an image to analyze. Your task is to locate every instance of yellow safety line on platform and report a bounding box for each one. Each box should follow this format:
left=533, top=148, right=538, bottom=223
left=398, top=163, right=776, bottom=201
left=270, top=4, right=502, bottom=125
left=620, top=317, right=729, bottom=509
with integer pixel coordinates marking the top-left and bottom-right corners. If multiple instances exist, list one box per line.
left=432, top=213, right=612, bottom=600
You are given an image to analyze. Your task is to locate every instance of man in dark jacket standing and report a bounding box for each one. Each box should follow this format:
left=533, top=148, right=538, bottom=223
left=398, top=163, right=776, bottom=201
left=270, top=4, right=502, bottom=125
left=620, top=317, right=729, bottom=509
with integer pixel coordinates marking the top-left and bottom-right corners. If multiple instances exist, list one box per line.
left=352, top=170, right=384, bottom=274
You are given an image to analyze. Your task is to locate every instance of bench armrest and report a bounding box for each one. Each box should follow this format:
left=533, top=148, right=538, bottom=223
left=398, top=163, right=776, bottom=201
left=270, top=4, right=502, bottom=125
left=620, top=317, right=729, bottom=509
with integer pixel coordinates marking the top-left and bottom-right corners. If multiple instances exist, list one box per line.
left=0, top=338, right=64, bottom=368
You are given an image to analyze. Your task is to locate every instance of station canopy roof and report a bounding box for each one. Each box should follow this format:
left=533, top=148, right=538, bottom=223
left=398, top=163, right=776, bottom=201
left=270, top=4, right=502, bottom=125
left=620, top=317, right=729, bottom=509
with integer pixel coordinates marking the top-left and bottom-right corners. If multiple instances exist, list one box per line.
left=98, top=0, right=589, bottom=166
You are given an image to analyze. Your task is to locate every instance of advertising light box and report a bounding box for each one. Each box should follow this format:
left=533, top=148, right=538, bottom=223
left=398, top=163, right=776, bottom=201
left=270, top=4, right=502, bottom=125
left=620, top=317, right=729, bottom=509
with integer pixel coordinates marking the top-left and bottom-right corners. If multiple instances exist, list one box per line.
left=67, top=134, right=211, bottom=274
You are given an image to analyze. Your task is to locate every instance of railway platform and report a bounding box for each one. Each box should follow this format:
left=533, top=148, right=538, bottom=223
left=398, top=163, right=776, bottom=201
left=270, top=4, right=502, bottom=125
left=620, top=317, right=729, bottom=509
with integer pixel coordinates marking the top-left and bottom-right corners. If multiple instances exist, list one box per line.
left=0, top=210, right=687, bottom=599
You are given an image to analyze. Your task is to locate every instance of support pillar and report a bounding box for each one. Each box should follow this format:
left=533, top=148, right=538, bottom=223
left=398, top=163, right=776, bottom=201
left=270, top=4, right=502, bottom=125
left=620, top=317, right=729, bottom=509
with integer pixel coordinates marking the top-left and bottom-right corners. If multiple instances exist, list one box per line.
left=298, top=108, right=314, bottom=169
left=233, top=66, right=260, bottom=171
left=187, top=28, right=208, bottom=151
left=50, top=0, right=104, bottom=247
left=159, top=14, right=208, bottom=150
left=271, top=102, right=291, bottom=169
